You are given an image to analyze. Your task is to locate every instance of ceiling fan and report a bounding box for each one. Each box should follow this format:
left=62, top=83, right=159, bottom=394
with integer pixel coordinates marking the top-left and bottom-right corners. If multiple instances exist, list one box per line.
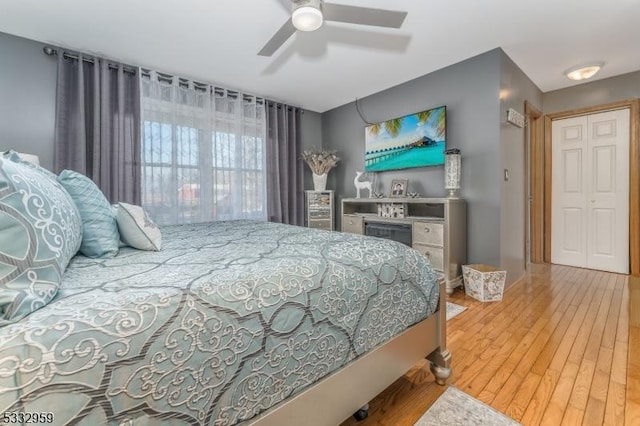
left=258, top=0, right=408, bottom=56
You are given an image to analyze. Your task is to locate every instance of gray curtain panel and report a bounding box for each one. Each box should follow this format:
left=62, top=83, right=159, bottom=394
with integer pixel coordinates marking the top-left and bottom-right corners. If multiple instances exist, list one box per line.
left=54, top=53, right=141, bottom=204
left=265, top=101, right=304, bottom=226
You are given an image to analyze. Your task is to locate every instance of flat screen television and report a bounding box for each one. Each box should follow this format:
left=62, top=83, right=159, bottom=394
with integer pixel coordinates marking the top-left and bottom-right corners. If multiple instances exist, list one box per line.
left=365, top=105, right=446, bottom=172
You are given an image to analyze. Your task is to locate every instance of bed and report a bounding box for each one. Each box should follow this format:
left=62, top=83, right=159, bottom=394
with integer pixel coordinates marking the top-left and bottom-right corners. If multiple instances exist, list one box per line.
left=0, top=154, right=450, bottom=425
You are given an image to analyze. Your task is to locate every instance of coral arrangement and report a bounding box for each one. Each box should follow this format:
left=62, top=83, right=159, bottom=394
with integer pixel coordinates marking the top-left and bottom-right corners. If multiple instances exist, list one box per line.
left=301, top=149, right=340, bottom=175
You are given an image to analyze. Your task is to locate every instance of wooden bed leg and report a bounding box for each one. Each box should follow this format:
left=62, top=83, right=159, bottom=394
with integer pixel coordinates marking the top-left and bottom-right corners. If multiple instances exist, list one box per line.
left=428, top=348, right=452, bottom=386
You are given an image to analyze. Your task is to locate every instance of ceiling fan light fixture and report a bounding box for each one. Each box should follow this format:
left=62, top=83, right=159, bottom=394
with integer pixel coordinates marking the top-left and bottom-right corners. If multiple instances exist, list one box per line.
left=564, top=62, right=604, bottom=81
left=292, top=6, right=323, bottom=31
left=258, top=0, right=407, bottom=57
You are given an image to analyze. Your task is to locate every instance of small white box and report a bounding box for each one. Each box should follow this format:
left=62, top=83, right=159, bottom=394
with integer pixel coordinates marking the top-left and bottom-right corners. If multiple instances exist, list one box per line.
left=462, top=264, right=507, bottom=302
left=377, top=203, right=406, bottom=218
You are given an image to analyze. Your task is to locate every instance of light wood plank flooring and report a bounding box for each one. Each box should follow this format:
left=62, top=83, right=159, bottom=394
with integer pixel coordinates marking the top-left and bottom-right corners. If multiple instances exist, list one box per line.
left=340, top=263, right=640, bottom=425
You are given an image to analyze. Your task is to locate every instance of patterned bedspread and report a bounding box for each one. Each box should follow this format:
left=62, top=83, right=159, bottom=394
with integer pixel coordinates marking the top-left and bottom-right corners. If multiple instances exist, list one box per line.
left=0, top=220, right=439, bottom=425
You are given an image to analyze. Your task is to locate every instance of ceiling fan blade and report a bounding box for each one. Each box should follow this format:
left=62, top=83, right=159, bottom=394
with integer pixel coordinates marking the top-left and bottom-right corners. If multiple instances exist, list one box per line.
left=275, top=0, right=291, bottom=11
left=258, top=19, right=297, bottom=56
left=323, top=3, right=407, bottom=28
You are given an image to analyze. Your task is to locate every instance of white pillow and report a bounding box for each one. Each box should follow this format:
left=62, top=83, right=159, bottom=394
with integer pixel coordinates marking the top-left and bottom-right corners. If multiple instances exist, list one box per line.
left=116, top=202, right=162, bottom=251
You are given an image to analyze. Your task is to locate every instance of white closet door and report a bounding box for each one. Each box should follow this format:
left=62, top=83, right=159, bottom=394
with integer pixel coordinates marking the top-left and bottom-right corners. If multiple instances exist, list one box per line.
left=586, top=109, right=629, bottom=273
left=552, top=115, right=588, bottom=268
left=551, top=109, right=630, bottom=273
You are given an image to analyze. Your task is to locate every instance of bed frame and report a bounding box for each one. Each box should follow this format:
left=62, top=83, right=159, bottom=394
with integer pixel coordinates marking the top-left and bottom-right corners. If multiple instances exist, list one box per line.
left=247, top=277, right=451, bottom=426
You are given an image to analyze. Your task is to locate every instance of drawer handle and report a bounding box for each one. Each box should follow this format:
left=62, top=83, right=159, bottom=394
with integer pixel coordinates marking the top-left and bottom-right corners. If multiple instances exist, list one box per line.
left=425, top=227, right=430, bottom=233
left=424, top=251, right=431, bottom=258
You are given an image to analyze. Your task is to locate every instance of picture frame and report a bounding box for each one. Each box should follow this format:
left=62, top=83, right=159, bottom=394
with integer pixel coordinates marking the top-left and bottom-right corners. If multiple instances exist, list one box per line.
left=389, top=179, right=409, bottom=198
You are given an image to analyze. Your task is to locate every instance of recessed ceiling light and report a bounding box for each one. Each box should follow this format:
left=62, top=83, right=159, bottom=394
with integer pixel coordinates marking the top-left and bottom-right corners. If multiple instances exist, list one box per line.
left=564, top=62, right=604, bottom=81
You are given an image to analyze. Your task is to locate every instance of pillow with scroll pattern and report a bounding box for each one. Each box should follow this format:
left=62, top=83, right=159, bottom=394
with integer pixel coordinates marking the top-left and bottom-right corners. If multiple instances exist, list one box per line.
left=0, top=157, right=83, bottom=326
left=1, top=150, right=56, bottom=180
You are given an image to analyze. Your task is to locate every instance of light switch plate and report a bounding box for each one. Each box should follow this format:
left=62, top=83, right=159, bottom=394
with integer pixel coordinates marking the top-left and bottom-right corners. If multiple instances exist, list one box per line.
left=507, top=108, right=525, bottom=128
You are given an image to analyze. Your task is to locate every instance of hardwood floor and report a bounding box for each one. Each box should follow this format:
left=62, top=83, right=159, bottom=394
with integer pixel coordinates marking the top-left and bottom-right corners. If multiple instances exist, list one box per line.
left=340, top=264, right=640, bottom=425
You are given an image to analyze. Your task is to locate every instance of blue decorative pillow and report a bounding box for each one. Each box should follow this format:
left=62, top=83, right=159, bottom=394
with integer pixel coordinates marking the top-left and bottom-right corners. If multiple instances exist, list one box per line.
left=0, top=157, right=83, bottom=326
left=57, top=170, right=120, bottom=258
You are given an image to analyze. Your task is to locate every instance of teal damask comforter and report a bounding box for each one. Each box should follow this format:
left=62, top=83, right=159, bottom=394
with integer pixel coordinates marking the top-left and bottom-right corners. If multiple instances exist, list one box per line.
left=0, top=220, right=439, bottom=425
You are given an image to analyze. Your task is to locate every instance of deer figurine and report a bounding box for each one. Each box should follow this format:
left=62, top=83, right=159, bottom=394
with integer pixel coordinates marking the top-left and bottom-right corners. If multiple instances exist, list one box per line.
left=354, top=171, right=373, bottom=199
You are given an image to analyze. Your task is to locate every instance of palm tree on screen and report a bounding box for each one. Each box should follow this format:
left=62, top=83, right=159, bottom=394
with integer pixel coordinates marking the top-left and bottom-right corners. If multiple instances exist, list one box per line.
left=418, top=108, right=446, bottom=140
left=384, top=118, right=403, bottom=138
left=417, top=109, right=435, bottom=124
left=367, top=118, right=403, bottom=138
left=367, top=122, right=382, bottom=137
left=367, top=109, right=445, bottom=140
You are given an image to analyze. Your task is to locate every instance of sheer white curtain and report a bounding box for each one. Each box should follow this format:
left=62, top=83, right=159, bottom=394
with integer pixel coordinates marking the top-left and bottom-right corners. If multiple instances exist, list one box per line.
left=140, top=71, right=266, bottom=225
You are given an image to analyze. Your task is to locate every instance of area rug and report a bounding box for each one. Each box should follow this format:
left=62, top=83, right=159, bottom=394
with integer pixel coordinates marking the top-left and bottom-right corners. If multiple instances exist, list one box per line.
left=446, top=302, right=467, bottom=321
left=414, top=387, right=520, bottom=425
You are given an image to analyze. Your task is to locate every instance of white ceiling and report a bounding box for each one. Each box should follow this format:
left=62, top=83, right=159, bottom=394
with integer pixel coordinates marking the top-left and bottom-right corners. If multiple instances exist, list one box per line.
left=1, top=0, right=639, bottom=112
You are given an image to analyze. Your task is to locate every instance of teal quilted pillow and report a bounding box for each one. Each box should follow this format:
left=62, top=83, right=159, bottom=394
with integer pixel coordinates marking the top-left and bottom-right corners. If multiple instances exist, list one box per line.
left=57, top=170, right=120, bottom=258
left=0, top=157, right=83, bottom=326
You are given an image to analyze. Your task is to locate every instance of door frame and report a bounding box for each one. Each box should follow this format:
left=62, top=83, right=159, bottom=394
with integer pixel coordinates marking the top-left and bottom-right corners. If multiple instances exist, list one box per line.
left=525, top=101, right=543, bottom=264
left=534, top=99, right=639, bottom=275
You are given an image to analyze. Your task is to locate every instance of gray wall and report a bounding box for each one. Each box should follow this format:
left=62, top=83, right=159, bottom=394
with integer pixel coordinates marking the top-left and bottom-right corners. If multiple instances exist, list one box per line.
left=300, top=110, right=323, bottom=190
left=499, top=52, right=543, bottom=285
left=544, top=70, right=640, bottom=114
left=0, top=32, right=57, bottom=170
left=321, top=49, right=502, bottom=267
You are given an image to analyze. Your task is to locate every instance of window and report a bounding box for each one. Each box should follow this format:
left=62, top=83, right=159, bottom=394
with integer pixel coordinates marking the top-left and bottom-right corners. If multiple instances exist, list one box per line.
left=141, top=72, right=266, bottom=225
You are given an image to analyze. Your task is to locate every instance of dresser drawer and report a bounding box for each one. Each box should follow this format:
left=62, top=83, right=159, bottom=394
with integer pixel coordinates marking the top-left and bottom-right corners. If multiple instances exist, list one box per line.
left=342, top=215, right=364, bottom=234
left=309, top=219, right=332, bottom=230
left=413, top=244, right=444, bottom=271
left=309, top=209, right=331, bottom=219
left=412, top=221, right=444, bottom=246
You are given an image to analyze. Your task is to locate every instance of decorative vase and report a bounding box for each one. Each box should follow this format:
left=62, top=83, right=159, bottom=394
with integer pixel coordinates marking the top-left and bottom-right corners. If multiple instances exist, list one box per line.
left=444, top=148, right=461, bottom=198
left=313, top=173, right=328, bottom=191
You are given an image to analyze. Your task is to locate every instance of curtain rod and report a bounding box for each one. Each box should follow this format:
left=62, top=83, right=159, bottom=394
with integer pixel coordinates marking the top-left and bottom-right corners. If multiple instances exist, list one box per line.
left=140, top=69, right=264, bottom=104
left=44, top=46, right=304, bottom=112
left=266, top=101, right=303, bottom=113
left=42, top=46, right=138, bottom=75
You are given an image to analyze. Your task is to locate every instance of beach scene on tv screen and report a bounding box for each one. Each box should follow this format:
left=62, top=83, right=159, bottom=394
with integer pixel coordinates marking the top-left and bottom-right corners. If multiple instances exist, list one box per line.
left=365, top=106, right=446, bottom=172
